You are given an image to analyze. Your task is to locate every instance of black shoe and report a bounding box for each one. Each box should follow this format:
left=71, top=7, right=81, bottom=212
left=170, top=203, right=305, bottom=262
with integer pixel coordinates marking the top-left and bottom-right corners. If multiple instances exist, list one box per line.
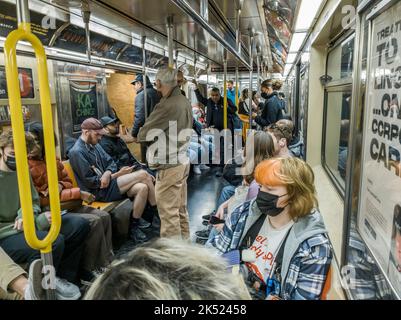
left=195, top=229, right=211, bottom=240
left=138, top=218, right=152, bottom=229
left=130, top=226, right=149, bottom=243
left=202, top=220, right=209, bottom=226
left=202, top=210, right=215, bottom=221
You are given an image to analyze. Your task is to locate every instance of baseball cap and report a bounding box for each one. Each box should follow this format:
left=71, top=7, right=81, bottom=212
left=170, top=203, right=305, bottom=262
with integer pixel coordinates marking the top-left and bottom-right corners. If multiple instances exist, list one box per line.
left=100, top=116, right=118, bottom=127
left=131, top=74, right=151, bottom=86
left=81, top=118, right=106, bottom=134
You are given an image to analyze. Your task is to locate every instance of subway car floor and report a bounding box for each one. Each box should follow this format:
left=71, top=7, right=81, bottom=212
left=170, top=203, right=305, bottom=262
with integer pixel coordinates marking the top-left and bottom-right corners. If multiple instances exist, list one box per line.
left=114, top=166, right=225, bottom=258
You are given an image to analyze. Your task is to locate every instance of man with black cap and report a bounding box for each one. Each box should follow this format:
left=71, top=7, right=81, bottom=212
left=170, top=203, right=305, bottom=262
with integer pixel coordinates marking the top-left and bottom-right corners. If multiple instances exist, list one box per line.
left=68, top=118, right=158, bottom=243
left=99, top=116, right=142, bottom=171
left=131, top=74, right=160, bottom=141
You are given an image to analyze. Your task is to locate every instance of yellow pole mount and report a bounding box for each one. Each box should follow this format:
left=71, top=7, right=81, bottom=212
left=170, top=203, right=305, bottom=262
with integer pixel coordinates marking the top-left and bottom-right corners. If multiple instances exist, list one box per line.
left=4, top=22, right=61, bottom=254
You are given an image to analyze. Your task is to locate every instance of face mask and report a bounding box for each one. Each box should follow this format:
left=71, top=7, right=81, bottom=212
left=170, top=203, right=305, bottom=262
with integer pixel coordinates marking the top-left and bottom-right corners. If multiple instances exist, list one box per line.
left=4, top=154, right=16, bottom=171
left=261, top=92, right=269, bottom=99
left=256, top=190, right=287, bottom=217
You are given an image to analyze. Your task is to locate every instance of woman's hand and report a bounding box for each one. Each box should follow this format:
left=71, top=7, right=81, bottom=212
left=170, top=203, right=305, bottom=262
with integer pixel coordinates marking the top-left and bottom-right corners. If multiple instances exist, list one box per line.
left=13, top=218, right=23, bottom=231
left=215, top=200, right=229, bottom=220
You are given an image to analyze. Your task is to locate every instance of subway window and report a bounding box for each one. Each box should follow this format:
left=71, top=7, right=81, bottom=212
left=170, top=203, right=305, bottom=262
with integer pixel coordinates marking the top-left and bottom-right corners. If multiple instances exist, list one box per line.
left=323, top=34, right=355, bottom=193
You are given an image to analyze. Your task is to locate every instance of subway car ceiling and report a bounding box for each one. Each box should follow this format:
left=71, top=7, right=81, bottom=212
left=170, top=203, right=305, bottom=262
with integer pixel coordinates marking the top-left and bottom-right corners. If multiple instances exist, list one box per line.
left=0, top=0, right=313, bottom=77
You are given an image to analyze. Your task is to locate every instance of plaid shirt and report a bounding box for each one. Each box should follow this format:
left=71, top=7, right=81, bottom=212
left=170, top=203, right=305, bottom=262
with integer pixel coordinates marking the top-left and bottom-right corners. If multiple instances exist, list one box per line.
left=210, top=200, right=333, bottom=300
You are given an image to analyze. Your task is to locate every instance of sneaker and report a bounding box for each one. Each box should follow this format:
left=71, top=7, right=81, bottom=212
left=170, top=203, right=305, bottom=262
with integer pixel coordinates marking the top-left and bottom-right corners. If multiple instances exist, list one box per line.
left=55, top=277, right=81, bottom=300
left=200, top=164, right=210, bottom=170
left=138, top=218, right=152, bottom=229
left=24, top=259, right=45, bottom=300
left=202, top=211, right=215, bottom=221
left=195, top=229, right=211, bottom=240
left=193, top=165, right=202, bottom=175
left=130, top=226, right=149, bottom=243
left=202, top=220, right=209, bottom=226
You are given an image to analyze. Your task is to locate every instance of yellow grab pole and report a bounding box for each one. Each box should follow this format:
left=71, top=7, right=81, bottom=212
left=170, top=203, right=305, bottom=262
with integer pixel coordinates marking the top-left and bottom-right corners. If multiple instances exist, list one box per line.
left=4, top=22, right=61, bottom=254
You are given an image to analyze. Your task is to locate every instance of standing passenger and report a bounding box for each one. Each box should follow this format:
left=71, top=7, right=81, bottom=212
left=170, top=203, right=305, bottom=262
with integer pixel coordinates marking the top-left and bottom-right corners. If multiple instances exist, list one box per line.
left=137, top=67, right=193, bottom=239
left=131, top=74, right=160, bottom=141
left=253, top=80, right=283, bottom=128
left=227, top=80, right=240, bottom=105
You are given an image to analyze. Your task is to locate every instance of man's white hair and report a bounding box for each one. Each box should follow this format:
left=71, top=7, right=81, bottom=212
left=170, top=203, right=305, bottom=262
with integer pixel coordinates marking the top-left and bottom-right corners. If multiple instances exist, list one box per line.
left=156, top=66, right=178, bottom=87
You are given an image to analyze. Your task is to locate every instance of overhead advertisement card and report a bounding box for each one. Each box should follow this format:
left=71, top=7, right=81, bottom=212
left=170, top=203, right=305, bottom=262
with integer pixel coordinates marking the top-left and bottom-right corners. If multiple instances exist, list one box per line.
left=358, top=1, right=401, bottom=298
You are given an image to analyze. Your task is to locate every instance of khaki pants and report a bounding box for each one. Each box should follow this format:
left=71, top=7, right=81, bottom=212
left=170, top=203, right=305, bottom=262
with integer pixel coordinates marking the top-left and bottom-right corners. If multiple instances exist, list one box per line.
left=155, top=163, right=190, bottom=239
left=0, top=247, right=25, bottom=300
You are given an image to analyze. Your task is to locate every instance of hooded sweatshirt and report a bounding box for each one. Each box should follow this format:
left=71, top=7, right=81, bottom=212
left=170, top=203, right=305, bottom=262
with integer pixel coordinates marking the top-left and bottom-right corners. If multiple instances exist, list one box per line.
left=211, top=199, right=332, bottom=300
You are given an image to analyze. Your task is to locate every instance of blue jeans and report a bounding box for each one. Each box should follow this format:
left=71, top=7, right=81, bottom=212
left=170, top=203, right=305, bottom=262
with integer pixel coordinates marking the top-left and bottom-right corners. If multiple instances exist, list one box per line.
left=216, top=185, right=236, bottom=208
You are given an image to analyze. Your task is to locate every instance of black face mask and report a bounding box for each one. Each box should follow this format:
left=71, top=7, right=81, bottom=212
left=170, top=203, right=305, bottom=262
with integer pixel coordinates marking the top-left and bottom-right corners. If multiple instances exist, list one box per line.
left=256, top=190, right=287, bottom=217
left=4, top=153, right=16, bottom=171
left=261, top=92, right=269, bottom=99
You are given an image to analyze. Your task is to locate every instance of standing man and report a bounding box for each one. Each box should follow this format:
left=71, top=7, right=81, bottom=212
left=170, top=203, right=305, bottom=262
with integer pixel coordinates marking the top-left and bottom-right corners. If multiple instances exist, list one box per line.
left=226, top=80, right=239, bottom=105
left=253, top=80, right=283, bottom=128
left=138, top=67, right=193, bottom=239
left=131, top=74, right=160, bottom=141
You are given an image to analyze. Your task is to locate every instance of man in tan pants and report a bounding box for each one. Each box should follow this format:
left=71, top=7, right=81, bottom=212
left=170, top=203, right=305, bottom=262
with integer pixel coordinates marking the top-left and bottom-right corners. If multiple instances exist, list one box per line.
left=138, top=67, right=193, bottom=239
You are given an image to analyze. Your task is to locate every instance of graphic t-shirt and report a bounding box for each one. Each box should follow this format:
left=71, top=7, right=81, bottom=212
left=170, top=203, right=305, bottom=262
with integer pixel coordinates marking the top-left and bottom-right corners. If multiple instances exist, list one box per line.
left=246, top=218, right=294, bottom=284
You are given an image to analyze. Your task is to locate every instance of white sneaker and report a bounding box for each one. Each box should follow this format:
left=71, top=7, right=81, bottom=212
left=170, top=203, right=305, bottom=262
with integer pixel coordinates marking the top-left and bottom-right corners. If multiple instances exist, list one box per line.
left=55, top=277, right=81, bottom=300
left=200, top=164, right=210, bottom=170
left=24, top=259, right=45, bottom=300
left=193, top=165, right=202, bottom=175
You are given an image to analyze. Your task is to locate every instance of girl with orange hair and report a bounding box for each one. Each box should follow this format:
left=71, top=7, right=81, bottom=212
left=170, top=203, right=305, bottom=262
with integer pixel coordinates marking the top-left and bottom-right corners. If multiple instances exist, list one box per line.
left=210, top=157, right=333, bottom=300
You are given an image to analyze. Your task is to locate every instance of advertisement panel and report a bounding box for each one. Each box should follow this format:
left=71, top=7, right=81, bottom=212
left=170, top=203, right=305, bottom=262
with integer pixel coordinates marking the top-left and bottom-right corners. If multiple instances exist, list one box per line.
left=358, top=1, right=401, bottom=297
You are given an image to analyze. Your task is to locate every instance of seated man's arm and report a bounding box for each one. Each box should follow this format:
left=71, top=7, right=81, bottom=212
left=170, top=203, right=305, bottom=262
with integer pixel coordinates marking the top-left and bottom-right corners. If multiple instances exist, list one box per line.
left=69, top=150, right=101, bottom=190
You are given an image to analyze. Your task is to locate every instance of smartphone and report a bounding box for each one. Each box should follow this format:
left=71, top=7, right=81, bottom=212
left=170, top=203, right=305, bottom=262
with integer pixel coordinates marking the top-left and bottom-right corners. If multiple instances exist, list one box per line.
left=210, top=216, right=225, bottom=225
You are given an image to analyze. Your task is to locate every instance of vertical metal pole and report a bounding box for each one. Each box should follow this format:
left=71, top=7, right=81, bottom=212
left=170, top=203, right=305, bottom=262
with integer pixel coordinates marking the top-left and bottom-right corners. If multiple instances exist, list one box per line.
left=81, top=2, right=91, bottom=63
left=257, top=54, right=261, bottom=94
left=223, top=51, right=228, bottom=130
left=16, top=0, right=30, bottom=24
left=235, top=3, right=242, bottom=109
left=200, top=0, right=209, bottom=21
left=248, top=30, right=254, bottom=127
left=142, top=35, right=148, bottom=119
left=167, top=16, right=174, bottom=68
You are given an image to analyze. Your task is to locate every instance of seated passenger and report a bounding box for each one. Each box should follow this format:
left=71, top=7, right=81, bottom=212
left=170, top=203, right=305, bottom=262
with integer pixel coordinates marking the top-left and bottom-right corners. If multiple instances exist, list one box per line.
left=99, top=116, right=146, bottom=172
left=0, top=131, right=90, bottom=300
left=209, top=157, right=333, bottom=300
left=275, top=119, right=304, bottom=158
left=266, top=122, right=294, bottom=158
left=68, top=118, right=157, bottom=244
left=196, top=131, right=275, bottom=242
left=26, top=122, right=114, bottom=279
left=84, top=238, right=251, bottom=300
left=0, top=249, right=43, bottom=300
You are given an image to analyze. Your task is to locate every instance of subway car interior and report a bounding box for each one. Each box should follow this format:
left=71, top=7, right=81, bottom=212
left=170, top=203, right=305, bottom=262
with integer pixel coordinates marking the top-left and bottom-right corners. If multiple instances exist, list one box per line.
left=0, top=0, right=400, bottom=303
